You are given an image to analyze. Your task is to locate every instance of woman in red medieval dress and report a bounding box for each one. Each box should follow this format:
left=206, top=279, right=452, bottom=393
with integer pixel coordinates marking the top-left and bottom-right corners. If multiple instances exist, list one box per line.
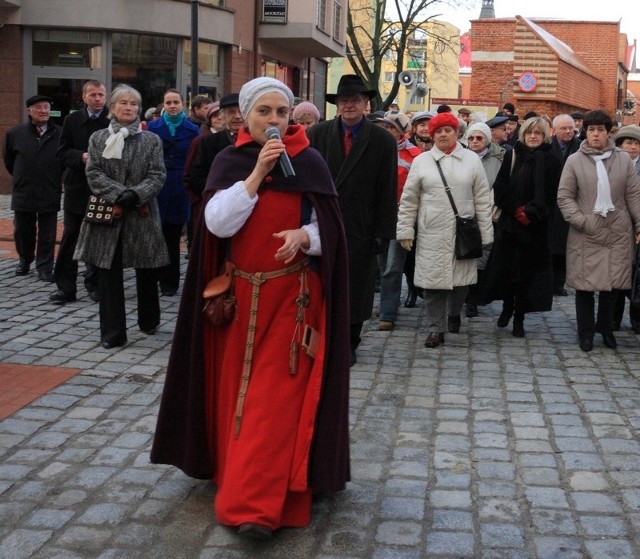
left=150, top=77, right=351, bottom=539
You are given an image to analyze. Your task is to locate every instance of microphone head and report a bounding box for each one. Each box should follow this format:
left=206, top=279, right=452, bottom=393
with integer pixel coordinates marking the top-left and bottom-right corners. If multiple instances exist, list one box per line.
left=265, top=126, right=281, bottom=140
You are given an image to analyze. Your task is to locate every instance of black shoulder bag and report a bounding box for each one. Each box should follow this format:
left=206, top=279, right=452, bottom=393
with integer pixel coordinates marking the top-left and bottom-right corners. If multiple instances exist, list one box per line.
left=435, top=159, right=483, bottom=260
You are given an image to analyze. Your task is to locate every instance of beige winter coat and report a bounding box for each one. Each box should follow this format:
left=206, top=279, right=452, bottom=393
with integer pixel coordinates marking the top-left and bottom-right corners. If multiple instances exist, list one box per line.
left=557, top=141, right=640, bottom=291
left=397, top=143, right=493, bottom=290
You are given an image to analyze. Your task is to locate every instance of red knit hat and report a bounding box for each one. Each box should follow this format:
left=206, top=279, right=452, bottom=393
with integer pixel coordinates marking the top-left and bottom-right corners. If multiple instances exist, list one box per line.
left=428, top=112, right=460, bottom=137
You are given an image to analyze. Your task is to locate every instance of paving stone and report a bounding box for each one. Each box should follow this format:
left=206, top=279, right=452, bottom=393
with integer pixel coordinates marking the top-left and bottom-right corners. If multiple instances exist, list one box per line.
left=426, top=531, right=475, bottom=556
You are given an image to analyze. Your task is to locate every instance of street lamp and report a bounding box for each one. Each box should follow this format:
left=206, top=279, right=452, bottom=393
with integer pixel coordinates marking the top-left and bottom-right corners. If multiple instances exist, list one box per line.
left=501, top=79, right=518, bottom=109
left=191, top=0, right=199, bottom=100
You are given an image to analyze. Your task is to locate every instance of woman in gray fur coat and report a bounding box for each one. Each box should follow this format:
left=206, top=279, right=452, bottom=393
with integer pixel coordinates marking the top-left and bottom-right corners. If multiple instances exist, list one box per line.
left=74, top=84, right=169, bottom=348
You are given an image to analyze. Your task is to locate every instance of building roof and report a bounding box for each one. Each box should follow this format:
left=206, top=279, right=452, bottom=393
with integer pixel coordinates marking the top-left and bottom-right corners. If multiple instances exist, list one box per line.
left=519, top=16, right=598, bottom=78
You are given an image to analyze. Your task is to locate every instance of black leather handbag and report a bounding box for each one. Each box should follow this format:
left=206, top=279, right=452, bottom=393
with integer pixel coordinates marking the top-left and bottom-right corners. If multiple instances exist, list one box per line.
left=84, top=195, right=117, bottom=225
left=436, top=160, right=482, bottom=260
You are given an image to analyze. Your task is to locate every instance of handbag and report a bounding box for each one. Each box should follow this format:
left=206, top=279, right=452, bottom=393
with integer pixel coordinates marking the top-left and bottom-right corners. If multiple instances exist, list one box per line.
left=202, top=261, right=237, bottom=327
left=435, top=159, right=483, bottom=260
left=84, top=195, right=120, bottom=225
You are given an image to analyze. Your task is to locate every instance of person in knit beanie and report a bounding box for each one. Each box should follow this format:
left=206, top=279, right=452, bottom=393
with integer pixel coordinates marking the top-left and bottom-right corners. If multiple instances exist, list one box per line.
left=292, top=101, right=321, bottom=130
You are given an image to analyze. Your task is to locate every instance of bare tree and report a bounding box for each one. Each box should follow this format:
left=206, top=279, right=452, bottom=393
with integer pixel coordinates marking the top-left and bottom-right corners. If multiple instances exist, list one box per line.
left=346, top=0, right=473, bottom=110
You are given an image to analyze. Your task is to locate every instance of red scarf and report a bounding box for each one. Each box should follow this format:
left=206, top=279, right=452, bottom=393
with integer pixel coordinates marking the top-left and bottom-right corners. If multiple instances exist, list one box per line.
left=235, top=124, right=310, bottom=158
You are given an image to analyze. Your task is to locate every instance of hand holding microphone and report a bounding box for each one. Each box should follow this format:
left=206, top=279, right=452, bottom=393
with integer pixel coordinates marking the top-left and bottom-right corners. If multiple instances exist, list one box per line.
left=265, top=126, right=295, bottom=178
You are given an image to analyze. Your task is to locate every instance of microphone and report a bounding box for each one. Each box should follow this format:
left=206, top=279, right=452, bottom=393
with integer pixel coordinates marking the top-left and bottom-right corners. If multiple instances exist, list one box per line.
left=265, top=126, right=295, bottom=178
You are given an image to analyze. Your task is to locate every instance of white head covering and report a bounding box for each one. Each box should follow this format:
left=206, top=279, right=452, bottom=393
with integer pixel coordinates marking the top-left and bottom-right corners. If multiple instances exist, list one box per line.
left=465, top=122, right=492, bottom=146
left=239, top=77, right=295, bottom=118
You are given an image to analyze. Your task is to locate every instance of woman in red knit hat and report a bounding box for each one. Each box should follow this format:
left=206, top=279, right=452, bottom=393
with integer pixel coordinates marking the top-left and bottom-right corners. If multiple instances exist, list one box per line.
left=396, top=112, right=494, bottom=347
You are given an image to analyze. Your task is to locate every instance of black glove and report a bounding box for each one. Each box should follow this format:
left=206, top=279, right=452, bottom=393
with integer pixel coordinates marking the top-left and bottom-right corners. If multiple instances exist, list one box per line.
left=115, top=189, right=139, bottom=209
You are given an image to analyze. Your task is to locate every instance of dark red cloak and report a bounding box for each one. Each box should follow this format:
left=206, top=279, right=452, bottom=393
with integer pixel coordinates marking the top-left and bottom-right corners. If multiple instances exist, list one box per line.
left=150, top=125, right=351, bottom=495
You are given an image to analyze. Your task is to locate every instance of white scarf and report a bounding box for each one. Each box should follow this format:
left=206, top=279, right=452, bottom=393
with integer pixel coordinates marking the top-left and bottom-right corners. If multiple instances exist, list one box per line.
left=102, top=122, right=141, bottom=159
left=590, top=151, right=614, bottom=217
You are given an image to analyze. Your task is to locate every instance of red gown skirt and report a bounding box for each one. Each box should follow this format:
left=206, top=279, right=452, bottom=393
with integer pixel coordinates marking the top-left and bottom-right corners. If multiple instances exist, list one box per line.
left=203, top=189, right=326, bottom=529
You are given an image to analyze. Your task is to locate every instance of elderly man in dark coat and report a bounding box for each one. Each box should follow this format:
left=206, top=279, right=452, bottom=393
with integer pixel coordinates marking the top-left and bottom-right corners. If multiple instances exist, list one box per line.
left=307, top=74, right=398, bottom=365
left=50, top=80, right=110, bottom=304
left=549, top=114, right=581, bottom=296
left=3, top=94, right=62, bottom=281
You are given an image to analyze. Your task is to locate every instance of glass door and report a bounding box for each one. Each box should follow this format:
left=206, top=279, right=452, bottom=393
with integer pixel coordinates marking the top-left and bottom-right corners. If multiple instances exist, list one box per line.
left=35, top=77, right=91, bottom=126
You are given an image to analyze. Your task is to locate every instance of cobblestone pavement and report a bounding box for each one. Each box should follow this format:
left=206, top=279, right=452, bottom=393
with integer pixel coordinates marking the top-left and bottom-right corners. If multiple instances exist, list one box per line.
left=1, top=194, right=640, bottom=558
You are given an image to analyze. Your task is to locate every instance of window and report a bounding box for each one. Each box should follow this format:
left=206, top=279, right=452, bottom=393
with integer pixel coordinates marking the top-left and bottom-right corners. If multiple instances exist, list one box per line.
left=317, top=0, right=327, bottom=32
left=112, top=33, right=178, bottom=112
left=183, top=41, right=220, bottom=78
left=333, top=0, right=342, bottom=41
left=32, top=30, right=103, bottom=68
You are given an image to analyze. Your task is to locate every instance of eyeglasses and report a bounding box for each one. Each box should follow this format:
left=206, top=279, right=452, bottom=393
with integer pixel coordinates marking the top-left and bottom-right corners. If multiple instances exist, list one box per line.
left=467, top=136, right=486, bottom=142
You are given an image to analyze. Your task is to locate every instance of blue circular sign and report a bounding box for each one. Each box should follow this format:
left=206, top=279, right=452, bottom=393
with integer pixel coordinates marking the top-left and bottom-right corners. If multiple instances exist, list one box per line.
left=518, top=72, right=538, bottom=93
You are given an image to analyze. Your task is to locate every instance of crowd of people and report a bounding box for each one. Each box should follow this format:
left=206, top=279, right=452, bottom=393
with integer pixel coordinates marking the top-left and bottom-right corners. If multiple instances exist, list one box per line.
left=3, top=74, right=640, bottom=538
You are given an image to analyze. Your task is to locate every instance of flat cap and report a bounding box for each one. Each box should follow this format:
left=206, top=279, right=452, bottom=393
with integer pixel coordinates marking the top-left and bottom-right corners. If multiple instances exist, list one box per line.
left=219, top=93, right=240, bottom=109
left=485, top=115, right=509, bottom=128
left=26, top=94, right=53, bottom=108
left=570, top=112, right=584, bottom=120
left=411, top=110, right=436, bottom=125
left=457, top=107, right=471, bottom=115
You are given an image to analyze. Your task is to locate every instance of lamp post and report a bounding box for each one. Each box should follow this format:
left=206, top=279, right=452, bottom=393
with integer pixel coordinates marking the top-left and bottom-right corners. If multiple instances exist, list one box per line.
left=191, top=0, right=199, bottom=100
left=501, top=79, right=518, bottom=110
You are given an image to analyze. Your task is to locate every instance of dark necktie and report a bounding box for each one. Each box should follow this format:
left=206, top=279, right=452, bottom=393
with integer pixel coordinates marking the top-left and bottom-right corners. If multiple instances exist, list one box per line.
left=90, top=114, right=98, bottom=120
left=343, top=128, right=352, bottom=156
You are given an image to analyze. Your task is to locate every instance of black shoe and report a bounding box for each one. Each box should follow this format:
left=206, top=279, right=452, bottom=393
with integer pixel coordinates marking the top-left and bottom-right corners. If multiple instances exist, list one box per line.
left=101, top=340, right=125, bottom=349
left=424, top=332, right=445, bottom=348
left=350, top=350, right=357, bottom=367
left=141, top=327, right=157, bottom=335
left=553, top=288, right=568, bottom=296
left=497, top=306, right=513, bottom=328
left=38, top=271, right=54, bottom=283
left=161, top=289, right=178, bottom=297
left=87, top=290, right=100, bottom=303
left=49, top=290, right=77, bottom=304
left=237, top=523, right=272, bottom=540
left=15, top=262, right=30, bottom=276
left=579, top=338, right=593, bottom=352
left=600, top=331, right=617, bottom=349
left=512, top=323, right=525, bottom=337
left=466, top=303, right=478, bottom=318
left=404, top=289, right=418, bottom=308
left=447, top=315, right=461, bottom=333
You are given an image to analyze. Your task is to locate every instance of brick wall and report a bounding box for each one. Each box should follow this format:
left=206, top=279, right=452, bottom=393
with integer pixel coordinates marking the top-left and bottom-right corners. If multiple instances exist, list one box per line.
left=469, top=18, right=625, bottom=123
left=0, top=25, right=24, bottom=195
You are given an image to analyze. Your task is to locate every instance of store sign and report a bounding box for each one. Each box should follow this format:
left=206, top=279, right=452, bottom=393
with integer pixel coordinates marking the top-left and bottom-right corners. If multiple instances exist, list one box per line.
left=263, top=0, right=287, bottom=23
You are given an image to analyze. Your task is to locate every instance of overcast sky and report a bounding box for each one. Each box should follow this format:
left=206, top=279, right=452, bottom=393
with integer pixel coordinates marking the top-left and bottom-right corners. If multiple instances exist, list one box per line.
left=433, top=0, right=640, bottom=43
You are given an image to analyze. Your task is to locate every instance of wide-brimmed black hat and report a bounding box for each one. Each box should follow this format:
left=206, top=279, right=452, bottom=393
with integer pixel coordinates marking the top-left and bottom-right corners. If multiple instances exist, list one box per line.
left=326, top=74, right=377, bottom=104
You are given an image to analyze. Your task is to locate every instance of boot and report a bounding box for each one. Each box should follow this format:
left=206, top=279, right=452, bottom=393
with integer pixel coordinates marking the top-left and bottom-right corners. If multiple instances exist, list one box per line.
left=512, top=312, right=525, bottom=337
left=497, top=300, right=514, bottom=328
left=404, top=286, right=418, bottom=308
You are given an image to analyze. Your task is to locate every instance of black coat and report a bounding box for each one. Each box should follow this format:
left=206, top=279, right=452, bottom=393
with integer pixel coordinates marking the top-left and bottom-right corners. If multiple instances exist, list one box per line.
left=57, top=107, right=110, bottom=215
left=479, top=142, right=562, bottom=312
left=188, top=129, right=235, bottom=199
left=307, top=117, right=398, bottom=323
left=549, top=135, right=581, bottom=255
left=3, top=121, right=62, bottom=213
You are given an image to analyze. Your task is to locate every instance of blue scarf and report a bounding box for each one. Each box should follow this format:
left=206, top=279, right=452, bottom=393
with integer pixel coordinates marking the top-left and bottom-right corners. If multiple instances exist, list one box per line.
left=163, top=111, right=186, bottom=137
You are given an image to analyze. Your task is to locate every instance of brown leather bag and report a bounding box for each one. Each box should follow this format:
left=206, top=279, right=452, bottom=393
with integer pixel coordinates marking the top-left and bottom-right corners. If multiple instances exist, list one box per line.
left=202, top=261, right=237, bottom=327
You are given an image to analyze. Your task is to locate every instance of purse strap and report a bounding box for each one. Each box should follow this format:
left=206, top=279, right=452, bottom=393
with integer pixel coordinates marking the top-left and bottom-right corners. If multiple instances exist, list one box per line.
left=435, top=159, right=459, bottom=217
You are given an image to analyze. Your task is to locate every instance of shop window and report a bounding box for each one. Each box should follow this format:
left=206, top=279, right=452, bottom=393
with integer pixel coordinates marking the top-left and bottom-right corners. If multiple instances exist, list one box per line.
left=183, top=41, right=220, bottom=78
left=112, top=33, right=178, bottom=111
left=33, top=30, right=103, bottom=68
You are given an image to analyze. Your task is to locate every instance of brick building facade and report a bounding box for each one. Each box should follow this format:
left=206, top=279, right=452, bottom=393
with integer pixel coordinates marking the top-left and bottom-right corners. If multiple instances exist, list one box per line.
left=469, top=16, right=633, bottom=124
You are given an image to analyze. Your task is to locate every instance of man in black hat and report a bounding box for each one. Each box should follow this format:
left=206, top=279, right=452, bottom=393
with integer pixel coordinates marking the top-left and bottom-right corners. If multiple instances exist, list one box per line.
left=3, top=95, right=62, bottom=281
left=307, top=74, right=398, bottom=366
left=187, top=93, right=243, bottom=216
left=49, top=79, right=109, bottom=304
left=486, top=114, right=511, bottom=150
left=571, top=112, right=585, bottom=141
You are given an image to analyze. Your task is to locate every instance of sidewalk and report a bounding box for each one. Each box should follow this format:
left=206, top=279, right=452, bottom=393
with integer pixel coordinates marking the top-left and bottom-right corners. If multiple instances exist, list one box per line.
left=1, top=193, right=640, bottom=558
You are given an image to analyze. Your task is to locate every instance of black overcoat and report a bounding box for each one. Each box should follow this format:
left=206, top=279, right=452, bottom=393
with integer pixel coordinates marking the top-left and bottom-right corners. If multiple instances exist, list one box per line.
left=3, top=121, right=62, bottom=212
left=57, top=107, right=110, bottom=215
left=307, top=117, right=398, bottom=323
left=479, top=141, right=562, bottom=312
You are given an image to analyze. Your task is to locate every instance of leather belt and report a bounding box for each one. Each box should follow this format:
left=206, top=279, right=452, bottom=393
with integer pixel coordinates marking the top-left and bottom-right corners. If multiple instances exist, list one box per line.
left=233, top=256, right=310, bottom=438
